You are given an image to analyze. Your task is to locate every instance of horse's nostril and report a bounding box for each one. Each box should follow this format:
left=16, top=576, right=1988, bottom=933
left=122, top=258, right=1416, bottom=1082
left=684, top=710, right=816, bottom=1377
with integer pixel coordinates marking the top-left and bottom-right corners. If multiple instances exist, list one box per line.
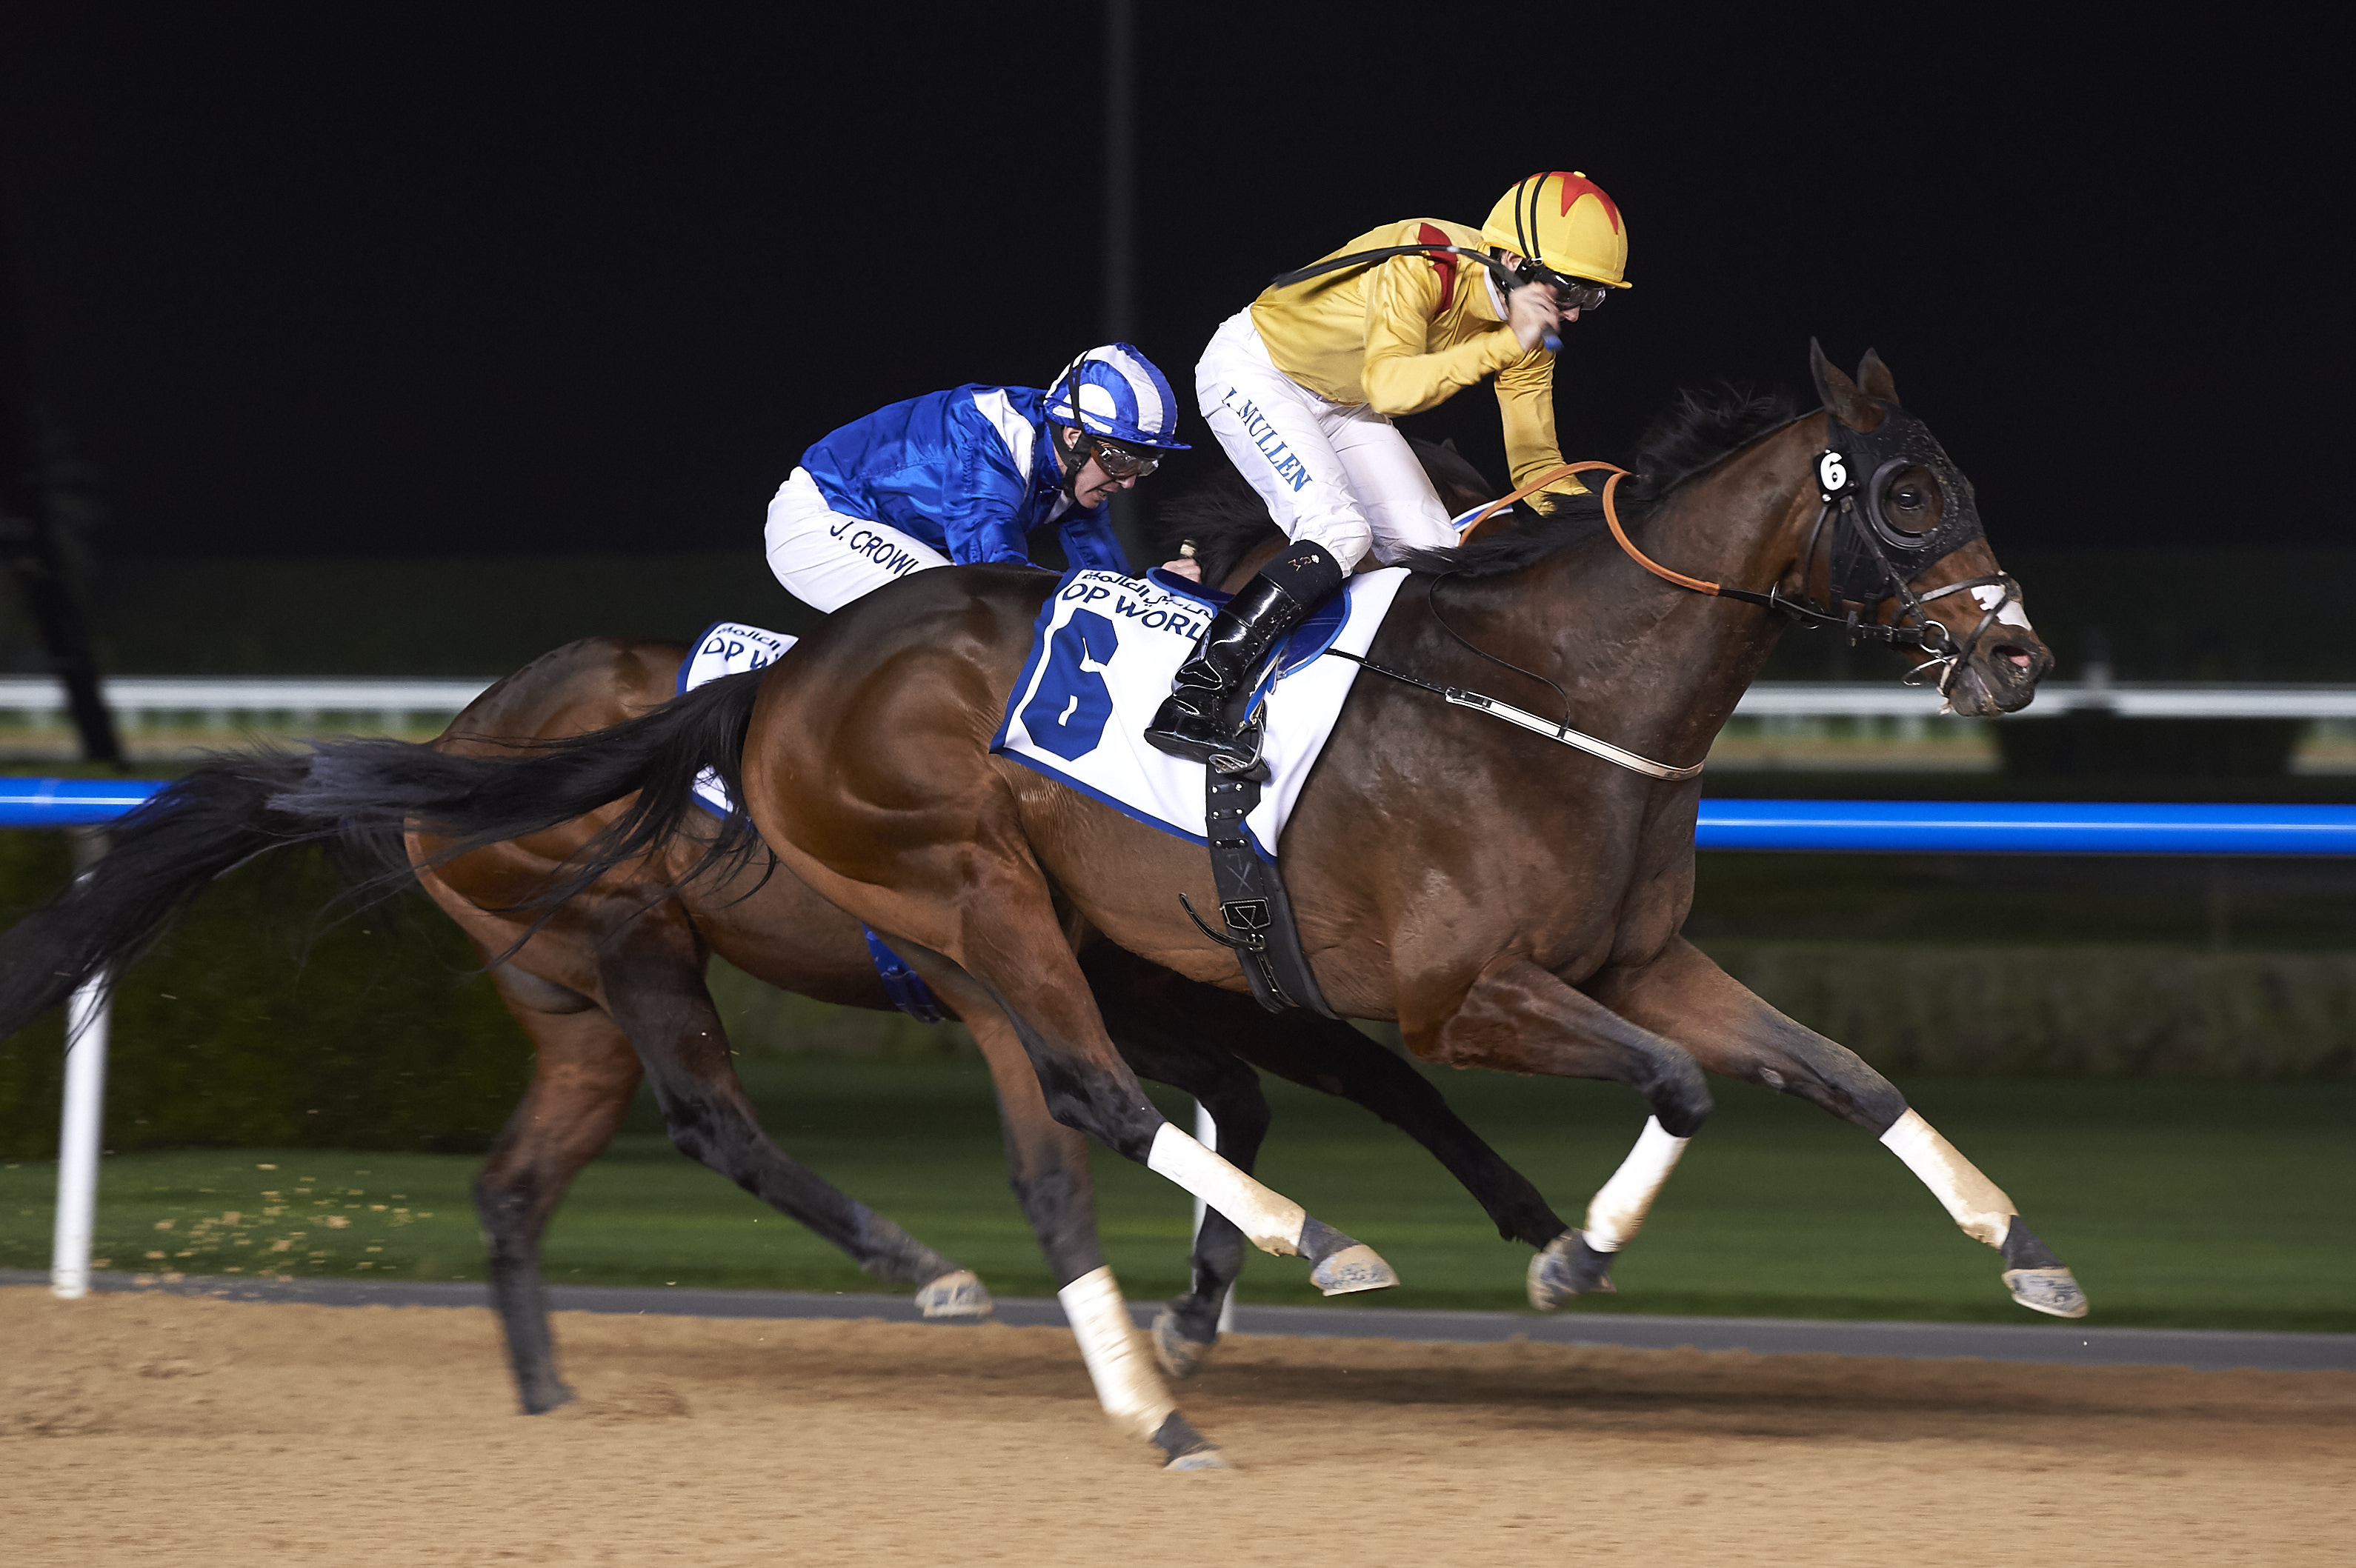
left=1991, top=643, right=2034, bottom=672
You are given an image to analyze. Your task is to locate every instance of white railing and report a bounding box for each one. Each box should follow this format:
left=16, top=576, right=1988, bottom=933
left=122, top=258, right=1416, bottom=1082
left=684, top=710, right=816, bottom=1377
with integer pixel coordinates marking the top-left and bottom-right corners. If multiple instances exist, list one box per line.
left=1734, top=682, right=2356, bottom=720
left=8, top=675, right=2356, bottom=727
left=0, top=675, right=495, bottom=719
left=4, top=668, right=2356, bottom=725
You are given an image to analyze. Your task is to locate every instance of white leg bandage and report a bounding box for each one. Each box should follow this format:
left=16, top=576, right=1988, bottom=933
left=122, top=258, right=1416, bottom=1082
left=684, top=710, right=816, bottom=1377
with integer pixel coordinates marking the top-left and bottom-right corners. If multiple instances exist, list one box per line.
left=1146, top=1123, right=1305, bottom=1255
left=1880, top=1108, right=2014, bottom=1247
left=1057, top=1266, right=1176, bottom=1442
left=1583, top=1116, right=1691, bottom=1253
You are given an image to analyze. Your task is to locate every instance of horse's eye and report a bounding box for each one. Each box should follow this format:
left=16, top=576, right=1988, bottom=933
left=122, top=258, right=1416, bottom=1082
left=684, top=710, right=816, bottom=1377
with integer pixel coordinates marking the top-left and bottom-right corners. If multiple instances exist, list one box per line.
left=1893, top=487, right=1923, bottom=510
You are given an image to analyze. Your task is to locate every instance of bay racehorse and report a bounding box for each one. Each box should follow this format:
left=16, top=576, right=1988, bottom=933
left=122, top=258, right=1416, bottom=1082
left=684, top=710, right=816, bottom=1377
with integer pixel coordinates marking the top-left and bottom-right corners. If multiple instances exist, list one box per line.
left=16, top=349, right=2078, bottom=1466
left=270, top=346, right=2077, bottom=1457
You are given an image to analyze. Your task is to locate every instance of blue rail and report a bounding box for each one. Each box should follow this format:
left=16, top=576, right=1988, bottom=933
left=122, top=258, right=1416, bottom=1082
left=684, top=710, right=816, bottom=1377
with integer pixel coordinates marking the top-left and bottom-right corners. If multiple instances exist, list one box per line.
left=1694, top=798, right=2356, bottom=855
left=9, top=777, right=2356, bottom=855
left=0, top=778, right=168, bottom=828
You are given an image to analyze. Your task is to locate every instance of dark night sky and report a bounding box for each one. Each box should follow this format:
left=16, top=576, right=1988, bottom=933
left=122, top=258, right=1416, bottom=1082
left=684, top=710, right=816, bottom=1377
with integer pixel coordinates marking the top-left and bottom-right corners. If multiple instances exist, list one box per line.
left=1, top=7, right=2339, bottom=562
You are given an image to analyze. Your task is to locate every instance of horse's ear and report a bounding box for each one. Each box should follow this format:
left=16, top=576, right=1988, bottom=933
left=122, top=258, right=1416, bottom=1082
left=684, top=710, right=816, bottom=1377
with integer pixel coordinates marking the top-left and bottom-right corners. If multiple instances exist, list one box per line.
left=1856, top=347, right=1900, bottom=405
left=1441, top=437, right=1460, bottom=453
left=1808, top=337, right=1881, bottom=428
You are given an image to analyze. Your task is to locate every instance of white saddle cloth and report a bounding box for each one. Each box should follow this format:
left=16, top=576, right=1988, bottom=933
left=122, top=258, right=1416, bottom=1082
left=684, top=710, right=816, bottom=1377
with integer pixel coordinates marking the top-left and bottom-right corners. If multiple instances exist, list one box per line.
left=991, top=567, right=1408, bottom=858
left=681, top=621, right=799, bottom=815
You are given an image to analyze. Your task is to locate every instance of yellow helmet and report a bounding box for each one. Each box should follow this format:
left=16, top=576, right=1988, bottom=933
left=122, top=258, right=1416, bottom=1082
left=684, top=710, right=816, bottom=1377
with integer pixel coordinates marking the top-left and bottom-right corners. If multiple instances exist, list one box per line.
left=1480, top=170, right=1631, bottom=289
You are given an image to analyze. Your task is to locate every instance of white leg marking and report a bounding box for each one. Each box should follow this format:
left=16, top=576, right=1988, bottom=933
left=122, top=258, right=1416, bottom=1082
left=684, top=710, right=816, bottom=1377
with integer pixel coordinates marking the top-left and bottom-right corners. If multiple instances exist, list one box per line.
left=1147, top=1124, right=1305, bottom=1256
left=1880, top=1108, right=2014, bottom=1247
left=1582, top=1116, right=1691, bottom=1253
left=1057, top=1266, right=1177, bottom=1442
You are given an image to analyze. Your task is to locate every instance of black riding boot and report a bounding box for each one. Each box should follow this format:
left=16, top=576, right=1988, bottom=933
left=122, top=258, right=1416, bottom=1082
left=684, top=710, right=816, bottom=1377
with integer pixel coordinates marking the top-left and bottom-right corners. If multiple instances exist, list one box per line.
left=1146, top=541, right=1345, bottom=776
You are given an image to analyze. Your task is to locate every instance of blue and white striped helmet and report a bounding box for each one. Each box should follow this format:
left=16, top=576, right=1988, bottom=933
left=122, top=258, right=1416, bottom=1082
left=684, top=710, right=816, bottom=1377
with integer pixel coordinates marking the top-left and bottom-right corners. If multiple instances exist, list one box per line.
left=1042, top=343, right=1191, bottom=451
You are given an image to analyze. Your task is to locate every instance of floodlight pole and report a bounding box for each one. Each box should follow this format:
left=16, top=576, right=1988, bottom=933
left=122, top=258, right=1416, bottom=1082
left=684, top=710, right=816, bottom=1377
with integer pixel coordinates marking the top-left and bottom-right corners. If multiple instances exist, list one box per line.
left=50, top=827, right=113, bottom=1299
left=1102, top=0, right=1148, bottom=564
left=0, top=204, right=122, bottom=767
left=1103, top=0, right=1134, bottom=346
left=1128, top=2, right=1220, bottom=1324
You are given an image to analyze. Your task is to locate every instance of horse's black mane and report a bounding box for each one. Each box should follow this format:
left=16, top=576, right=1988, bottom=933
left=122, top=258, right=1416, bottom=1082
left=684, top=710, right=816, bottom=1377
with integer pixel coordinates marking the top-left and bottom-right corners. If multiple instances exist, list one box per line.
left=1145, top=383, right=1804, bottom=587
left=1399, top=382, right=1803, bottom=578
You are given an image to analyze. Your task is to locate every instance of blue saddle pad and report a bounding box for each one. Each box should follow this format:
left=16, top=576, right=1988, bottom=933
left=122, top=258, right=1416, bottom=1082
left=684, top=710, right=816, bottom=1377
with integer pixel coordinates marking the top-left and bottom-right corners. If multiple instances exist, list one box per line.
left=1142, top=568, right=1350, bottom=677
left=863, top=927, right=945, bottom=1024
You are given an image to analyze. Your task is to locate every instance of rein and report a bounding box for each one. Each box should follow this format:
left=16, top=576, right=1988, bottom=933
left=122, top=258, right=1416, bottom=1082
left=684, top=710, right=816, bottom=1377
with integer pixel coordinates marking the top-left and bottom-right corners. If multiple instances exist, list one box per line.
left=1326, top=424, right=2019, bottom=780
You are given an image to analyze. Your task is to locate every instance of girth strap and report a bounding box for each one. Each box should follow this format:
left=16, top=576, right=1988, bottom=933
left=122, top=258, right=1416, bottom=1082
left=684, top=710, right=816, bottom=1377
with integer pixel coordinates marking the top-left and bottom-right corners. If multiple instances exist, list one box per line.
left=1179, top=773, right=1338, bottom=1016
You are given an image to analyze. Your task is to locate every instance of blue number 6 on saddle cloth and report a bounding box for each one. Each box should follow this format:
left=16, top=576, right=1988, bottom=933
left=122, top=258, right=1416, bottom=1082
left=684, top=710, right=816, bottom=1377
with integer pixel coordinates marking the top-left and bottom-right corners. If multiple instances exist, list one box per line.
left=993, top=567, right=1408, bottom=860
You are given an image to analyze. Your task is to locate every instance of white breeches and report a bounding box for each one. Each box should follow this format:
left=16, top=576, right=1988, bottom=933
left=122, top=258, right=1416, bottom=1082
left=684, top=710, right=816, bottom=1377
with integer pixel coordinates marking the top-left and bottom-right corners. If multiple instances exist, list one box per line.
left=1193, top=310, right=1460, bottom=573
left=763, top=467, right=950, bottom=614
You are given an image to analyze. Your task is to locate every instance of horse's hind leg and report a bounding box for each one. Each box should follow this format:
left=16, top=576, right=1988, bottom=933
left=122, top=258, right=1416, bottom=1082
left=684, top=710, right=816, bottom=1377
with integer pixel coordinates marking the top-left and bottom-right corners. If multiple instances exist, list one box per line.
left=473, top=968, right=645, bottom=1413
left=1588, top=937, right=2088, bottom=1318
left=591, top=918, right=987, bottom=1315
left=949, top=992, right=1227, bottom=1470
left=875, top=865, right=1396, bottom=1301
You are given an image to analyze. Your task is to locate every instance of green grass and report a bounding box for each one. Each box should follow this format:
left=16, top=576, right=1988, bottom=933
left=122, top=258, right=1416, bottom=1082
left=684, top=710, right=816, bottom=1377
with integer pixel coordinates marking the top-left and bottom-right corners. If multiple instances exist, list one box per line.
left=4, top=1058, right=2349, bottom=1333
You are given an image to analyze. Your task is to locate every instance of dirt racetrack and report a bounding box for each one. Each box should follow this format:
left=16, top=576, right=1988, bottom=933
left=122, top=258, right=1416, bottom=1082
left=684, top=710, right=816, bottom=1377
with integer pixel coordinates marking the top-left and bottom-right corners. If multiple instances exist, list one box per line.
left=4, top=1287, right=2348, bottom=1566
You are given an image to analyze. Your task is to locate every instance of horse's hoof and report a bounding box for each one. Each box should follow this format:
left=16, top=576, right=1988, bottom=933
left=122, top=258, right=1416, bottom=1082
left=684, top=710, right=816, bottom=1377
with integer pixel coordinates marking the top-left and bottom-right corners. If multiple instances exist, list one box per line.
left=1164, top=1447, right=1233, bottom=1472
left=519, top=1380, right=576, bottom=1415
left=914, top=1269, right=992, bottom=1320
left=1311, top=1243, right=1398, bottom=1295
left=2003, top=1266, right=2089, bottom=1319
left=1152, top=1309, right=1217, bottom=1380
left=1151, top=1410, right=1229, bottom=1469
left=1527, top=1230, right=1617, bottom=1310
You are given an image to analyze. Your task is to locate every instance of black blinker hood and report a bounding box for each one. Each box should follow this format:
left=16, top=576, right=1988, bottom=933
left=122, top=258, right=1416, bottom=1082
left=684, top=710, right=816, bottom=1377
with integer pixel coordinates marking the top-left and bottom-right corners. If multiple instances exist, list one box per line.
left=1822, top=401, right=1985, bottom=607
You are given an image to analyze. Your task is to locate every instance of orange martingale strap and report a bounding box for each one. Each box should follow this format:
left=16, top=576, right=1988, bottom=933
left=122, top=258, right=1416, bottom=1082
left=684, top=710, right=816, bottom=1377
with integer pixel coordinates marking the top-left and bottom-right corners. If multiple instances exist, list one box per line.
left=1600, top=468, right=1723, bottom=597
left=1460, top=460, right=1619, bottom=532
left=1466, top=460, right=1726, bottom=598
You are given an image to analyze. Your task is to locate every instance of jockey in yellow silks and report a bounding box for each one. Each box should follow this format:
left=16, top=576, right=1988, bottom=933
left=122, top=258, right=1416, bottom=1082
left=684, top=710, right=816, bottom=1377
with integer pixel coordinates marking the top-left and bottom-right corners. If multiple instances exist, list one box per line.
left=1147, top=171, right=1632, bottom=775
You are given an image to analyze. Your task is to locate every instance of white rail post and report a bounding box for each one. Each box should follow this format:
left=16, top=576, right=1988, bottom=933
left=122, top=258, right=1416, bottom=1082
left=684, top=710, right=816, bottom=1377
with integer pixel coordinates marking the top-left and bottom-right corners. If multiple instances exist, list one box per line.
left=50, top=973, right=113, bottom=1298
left=1191, top=1098, right=1237, bottom=1332
left=50, top=827, right=113, bottom=1301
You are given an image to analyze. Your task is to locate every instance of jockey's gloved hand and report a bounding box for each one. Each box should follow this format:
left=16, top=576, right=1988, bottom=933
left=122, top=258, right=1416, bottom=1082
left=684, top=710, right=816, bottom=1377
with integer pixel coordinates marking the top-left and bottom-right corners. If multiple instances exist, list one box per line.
left=1524, top=487, right=1604, bottom=522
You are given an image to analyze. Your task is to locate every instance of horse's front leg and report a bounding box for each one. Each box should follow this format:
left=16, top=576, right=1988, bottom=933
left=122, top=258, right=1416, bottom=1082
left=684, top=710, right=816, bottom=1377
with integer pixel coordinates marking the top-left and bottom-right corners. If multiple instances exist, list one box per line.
left=1414, top=955, right=1714, bottom=1307
left=1586, top=936, right=2088, bottom=1318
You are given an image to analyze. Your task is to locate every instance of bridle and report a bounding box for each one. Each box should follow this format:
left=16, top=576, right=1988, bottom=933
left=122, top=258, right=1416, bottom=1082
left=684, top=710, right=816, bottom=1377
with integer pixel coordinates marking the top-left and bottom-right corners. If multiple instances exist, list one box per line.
left=1325, top=405, right=2021, bottom=779
left=1474, top=404, right=2018, bottom=695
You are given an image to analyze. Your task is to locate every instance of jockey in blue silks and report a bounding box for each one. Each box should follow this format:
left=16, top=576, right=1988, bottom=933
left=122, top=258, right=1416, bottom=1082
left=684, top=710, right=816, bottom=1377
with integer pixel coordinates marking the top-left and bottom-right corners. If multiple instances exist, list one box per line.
left=765, top=343, right=1191, bottom=613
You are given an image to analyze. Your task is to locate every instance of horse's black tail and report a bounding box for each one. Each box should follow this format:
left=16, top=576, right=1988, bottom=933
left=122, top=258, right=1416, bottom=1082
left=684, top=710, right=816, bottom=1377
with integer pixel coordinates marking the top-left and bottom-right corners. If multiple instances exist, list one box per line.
left=0, top=669, right=769, bottom=1042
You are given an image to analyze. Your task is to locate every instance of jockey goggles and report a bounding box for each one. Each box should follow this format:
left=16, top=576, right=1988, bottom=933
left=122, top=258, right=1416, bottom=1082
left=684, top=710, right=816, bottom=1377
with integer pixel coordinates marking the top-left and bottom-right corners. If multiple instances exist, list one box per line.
left=1081, top=436, right=1162, bottom=480
left=1514, top=258, right=1611, bottom=313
